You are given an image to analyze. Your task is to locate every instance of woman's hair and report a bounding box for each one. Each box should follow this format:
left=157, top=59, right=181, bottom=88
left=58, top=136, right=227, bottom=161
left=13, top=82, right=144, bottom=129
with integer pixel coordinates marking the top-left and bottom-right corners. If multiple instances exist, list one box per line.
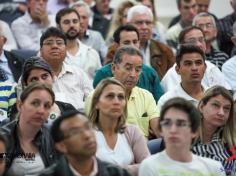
left=88, top=78, right=127, bottom=133
left=20, top=82, right=55, bottom=105
left=106, top=1, right=136, bottom=42
left=198, top=86, right=236, bottom=146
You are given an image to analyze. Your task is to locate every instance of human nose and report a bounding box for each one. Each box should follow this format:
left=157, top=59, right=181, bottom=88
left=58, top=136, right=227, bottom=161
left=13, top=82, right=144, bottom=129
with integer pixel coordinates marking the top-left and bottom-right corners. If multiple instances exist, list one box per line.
left=217, top=106, right=225, bottom=116
left=169, top=123, right=178, bottom=132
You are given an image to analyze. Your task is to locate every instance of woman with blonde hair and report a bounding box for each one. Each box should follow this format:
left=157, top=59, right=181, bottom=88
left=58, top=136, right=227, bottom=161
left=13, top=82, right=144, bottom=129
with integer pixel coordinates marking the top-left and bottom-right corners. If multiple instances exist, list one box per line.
left=192, top=85, right=236, bottom=175
left=88, top=78, right=150, bottom=176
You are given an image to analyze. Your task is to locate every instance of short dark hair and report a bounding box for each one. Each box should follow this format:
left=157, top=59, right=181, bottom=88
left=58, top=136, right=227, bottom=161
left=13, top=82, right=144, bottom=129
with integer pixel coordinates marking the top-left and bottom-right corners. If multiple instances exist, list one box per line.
left=51, top=110, right=86, bottom=143
left=21, top=56, right=53, bottom=86
left=56, top=8, right=80, bottom=25
left=158, top=97, right=200, bottom=133
left=113, top=45, right=143, bottom=65
left=176, top=45, right=206, bottom=66
left=40, top=27, right=67, bottom=48
left=113, top=24, right=139, bottom=43
left=176, top=0, right=192, bottom=8
left=178, top=26, right=205, bottom=45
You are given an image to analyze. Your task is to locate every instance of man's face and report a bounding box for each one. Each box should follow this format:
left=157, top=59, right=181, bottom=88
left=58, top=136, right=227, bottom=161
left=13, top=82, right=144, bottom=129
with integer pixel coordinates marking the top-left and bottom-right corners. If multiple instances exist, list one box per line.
left=183, top=29, right=207, bottom=52
left=160, top=107, right=196, bottom=150
left=74, top=6, right=89, bottom=36
left=119, top=30, right=140, bottom=48
left=130, top=12, right=152, bottom=43
left=28, top=0, right=48, bottom=20
left=59, top=12, right=80, bottom=40
left=196, top=0, right=210, bottom=13
left=95, top=0, right=110, bottom=15
left=179, top=0, right=198, bottom=24
left=40, top=36, right=66, bottom=67
left=58, top=115, right=96, bottom=159
left=112, top=54, right=142, bottom=91
left=194, top=16, right=216, bottom=43
left=176, top=52, right=206, bottom=84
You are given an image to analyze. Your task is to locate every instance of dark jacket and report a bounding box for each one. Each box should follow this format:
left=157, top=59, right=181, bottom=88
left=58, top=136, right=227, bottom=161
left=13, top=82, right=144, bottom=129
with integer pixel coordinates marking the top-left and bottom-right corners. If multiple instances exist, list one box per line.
left=4, top=50, right=24, bottom=82
left=0, top=120, right=58, bottom=175
left=39, top=157, right=130, bottom=176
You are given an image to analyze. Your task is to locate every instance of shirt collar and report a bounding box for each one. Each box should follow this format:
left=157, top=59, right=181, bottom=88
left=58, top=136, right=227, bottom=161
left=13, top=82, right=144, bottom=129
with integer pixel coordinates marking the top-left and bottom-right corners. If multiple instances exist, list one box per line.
left=57, top=62, right=74, bottom=78
left=24, top=11, right=35, bottom=24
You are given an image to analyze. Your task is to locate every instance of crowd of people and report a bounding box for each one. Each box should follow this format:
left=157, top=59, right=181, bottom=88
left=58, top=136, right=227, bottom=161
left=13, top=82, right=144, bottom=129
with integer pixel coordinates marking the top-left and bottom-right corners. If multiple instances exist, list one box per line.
left=0, top=0, right=235, bottom=175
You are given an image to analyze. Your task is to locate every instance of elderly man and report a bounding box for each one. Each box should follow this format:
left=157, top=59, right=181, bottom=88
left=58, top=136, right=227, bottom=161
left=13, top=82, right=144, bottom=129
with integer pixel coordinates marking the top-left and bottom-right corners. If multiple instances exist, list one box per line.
left=127, top=5, right=175, bottom=80
left=71, top=1, right=107, bottom=63
left=39, top=110, right=130, bottom=176
left=40, top=27, right=93, bottom=109
left=86, top=46, right=160, bottom=138
left=11, top=0, right=55, bottom=50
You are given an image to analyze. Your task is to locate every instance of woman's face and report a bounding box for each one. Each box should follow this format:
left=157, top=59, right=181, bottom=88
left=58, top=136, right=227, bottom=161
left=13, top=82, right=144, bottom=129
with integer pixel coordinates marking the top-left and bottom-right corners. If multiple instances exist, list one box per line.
left=26, top=69, right=53, bottom=88
left=120, top=7, right=130, bottom=25
left=18, top=89, right=53, bottom=128
left=199, top=95, right=231, bottom=129
left=96, top=84, right=126, bottom=119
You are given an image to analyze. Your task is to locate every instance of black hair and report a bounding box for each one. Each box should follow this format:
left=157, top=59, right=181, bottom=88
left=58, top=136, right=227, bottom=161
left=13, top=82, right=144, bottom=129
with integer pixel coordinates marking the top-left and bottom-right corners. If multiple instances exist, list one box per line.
left=56, top=8, right=80, bottom=25
left=113, top=24, right=139, bottom=43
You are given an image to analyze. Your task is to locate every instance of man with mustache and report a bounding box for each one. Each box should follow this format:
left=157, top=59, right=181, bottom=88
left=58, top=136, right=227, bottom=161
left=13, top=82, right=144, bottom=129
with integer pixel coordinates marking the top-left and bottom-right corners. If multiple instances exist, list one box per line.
left=56, top=8, right=101, bottom=82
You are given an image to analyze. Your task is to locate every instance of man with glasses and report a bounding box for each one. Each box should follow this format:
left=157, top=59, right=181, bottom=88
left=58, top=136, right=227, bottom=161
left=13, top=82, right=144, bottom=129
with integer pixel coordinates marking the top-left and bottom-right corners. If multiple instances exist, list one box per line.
left=161, top=26, right=231, bottom=92
left=127, top=5, right=175, bottom=80
left=193, top=12, right=228, bottom=70
left=40, top=27, right=93, bottom=110
left=85, top=46, right=160, bottom=139
left=56, top=8, right=101, bottom=82
left=39, top=110, right=130, bottom=176
left=139, top=97, right=225, bottom=176
left=158, top=45, right=206, bottom=108
left=11, top=0, right=55, bottom=50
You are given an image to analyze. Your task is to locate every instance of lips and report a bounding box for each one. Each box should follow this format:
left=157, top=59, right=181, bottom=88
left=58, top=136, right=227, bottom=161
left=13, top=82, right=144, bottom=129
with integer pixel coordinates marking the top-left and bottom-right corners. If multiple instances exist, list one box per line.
left=191, top=73, right=200, bottom=78
left=85, top=141, right=96, bottom=150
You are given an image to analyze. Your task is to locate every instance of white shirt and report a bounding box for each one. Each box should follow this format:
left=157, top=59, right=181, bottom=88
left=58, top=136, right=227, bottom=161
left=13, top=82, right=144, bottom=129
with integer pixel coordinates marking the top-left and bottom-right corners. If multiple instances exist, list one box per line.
left=65, top=40, right=101, bottom=82
left=139, top=150, right=226, bottom=176
left=161, top=61, right=231, bottom=92
left=95, top=131, right=134, bottom=165
left=222, top=55, right=236, bottom=91
left=53, top=62, right=93, bottom=110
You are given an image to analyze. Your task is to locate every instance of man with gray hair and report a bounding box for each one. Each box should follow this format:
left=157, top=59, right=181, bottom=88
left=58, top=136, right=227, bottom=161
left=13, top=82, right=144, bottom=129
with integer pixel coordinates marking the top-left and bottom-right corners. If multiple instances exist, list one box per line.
left=71, top=1, right=107, bottom=63
left=193, top=12, right=228, bottom=70
left=85, top=46, right=160, bottom=139
left=127, top=4, right=175, bottom=80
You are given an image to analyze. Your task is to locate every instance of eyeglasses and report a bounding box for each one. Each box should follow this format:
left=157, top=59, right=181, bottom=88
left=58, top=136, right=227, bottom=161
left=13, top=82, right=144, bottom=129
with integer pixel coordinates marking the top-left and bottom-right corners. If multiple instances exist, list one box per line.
left=184, top=37, right=205, bottom=45
left=160, top=119, right=191, bottom=129
left=121, top=64, right=142, bottom=74
left=63, top=122, right=93, bottom=140
left=43, top=40, right=65, bottom=47
left=62, top=19, right=79, bottom=25
left=197, top=23, right=214, bottom=30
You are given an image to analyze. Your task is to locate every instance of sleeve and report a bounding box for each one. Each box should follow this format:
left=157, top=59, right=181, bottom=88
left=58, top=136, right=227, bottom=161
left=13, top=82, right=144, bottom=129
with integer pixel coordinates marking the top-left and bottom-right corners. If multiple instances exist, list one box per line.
left=222, top=61, right=236, bottom=91
left=93, top=69, right=106, bottom=88
left=139, top=159, right=157, bottom=176
left=145, top=91, right=160, bottom=120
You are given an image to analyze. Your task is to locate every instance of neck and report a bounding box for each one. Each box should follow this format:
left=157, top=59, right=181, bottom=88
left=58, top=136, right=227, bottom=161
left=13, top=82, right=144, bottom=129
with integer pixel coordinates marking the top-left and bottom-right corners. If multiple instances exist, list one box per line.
left=18, top=120, right=39, bottom=141
left=181, top=82, right=204, bottom=100
left=50, top=65, right=62, bottom=76
left=202, top=123, right=217, bottom=143
left=205, top=43, right=212, bottom=54
left=99, top=115, right=117, bottom=135
left=66, top=39, right=79, bottom=56
left=140, top=40, right=148, bottom=49
left=68, top=156, right=94, bottom=175
left=180, top=19, right=191, bottom=28
left=166, top=148, right=192, bottom=163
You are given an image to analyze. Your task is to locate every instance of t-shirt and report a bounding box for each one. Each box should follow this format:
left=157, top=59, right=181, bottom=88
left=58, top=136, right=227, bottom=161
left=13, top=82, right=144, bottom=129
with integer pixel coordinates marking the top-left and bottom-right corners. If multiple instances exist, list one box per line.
left=139, top=150, right=226, bottom=176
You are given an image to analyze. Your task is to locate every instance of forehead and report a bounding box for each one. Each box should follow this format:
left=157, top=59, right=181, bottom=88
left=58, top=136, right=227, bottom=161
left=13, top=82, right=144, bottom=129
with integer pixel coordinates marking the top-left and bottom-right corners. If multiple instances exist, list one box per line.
left=61, top=12, right=79, bottom=19
left=60, top=115, right=88, bottom=131
left=43, top=36, right=64, bottom=42
left=102, top=84, right=125, bottom=94
left=195, top=16, right=213, bottom=24
left=75, top=6, right=88, bottom=15
left=25, top=89, right=52, bottom=100
left=181, top=0, right=196, bottom=6
left=184, top=29, right=204, bottom=40
left=196, top=0, right=210, bottom=4
left=120, top=54, right=142, bottom=64
left=29, top=68, right=49, bottom=76
left=181, top=52, right=204, bottom=61
left=120, top=31, right=138, bottom=40
left=208, top=94, right=231, bottom=105
left=132, top=12, right=152, bottom=21
left=164, top=107, right=189, bottom=121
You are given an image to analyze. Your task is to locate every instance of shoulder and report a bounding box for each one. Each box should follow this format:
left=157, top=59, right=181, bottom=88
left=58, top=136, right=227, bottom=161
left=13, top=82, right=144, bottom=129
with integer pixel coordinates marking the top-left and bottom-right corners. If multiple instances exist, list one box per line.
left=222, top=56, right=236, bottom=70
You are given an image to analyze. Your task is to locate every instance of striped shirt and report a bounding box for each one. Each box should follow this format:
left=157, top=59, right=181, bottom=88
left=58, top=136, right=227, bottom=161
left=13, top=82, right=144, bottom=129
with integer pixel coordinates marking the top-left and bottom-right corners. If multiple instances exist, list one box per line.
left=192, top=129, right=235, bottom=175
left=206, top=47, right=229, bottom=70
left=0, top=82, right=16, bottom=119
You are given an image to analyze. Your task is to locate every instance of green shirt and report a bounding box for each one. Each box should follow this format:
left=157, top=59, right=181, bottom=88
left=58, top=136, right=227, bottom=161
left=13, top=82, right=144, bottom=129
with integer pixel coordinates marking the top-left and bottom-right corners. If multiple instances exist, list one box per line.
left=93, top=64, right=164, bottom=102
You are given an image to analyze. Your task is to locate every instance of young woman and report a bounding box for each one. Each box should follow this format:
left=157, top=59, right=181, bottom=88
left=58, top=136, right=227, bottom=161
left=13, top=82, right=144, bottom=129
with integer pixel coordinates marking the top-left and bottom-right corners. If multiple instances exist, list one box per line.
left=88, top=78, right=150, bottom=176
left=1, top=83, right=58, bottom=175
left=192, top=85, right=236, bottom=175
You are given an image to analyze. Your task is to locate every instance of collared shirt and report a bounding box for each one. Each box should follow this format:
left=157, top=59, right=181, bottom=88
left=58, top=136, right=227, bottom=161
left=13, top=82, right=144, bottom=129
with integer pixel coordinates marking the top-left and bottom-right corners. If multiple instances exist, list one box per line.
left=140, top=40, right=151, bottom=67
left=80, top=29, right=108, bottom=61
left=222, top=55, right=236, bottom=91
left=11, top=12, right=56, bottom=50
left=53, top=62, right=93, bottom=110
left=65, top=40, right=101, bottom=82
left=206, top=47, right=229, bottom=70
left=158, top=83, right=203, bottom=108
left=69, top=157, right=98, bottom=176
left=166, top=22, right=183, bottom=49
left=0, top=52, right=14, bottom=83
left=192, top=128, right=235, bottom=175
left=85, top=86, right=160, bottom=137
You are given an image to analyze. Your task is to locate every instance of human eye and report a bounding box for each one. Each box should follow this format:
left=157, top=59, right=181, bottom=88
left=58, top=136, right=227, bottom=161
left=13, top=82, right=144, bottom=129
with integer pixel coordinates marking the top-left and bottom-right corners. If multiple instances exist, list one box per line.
left=176, top=120, right=188, bottom=127
left=135, top=66, right=142, bottom=73
left=63, top=19, right=70, bottom=25
left=124, top=65, right=132, bottom=72
left=31, top=100, right=40, bottom=107
left=195, top=60, right=203, bottom=66
left=123, top=41, right=131, bottom=45
left=211, top=102, right=220, bottom=108
left=30, top=77, right=39, bottom=83
left=73, top=19, right=79, bottom=24
left=41, top=73, right=50, bottom=80
left=161, top=120, right=171, bottom=127
left=183, top=61, right=192, bottom=66
left=106, top=93, right=115, bottom=99
left=56, top=40, right=65, bottom=46
left=44, top=102, right=52, bottom=110
left=117, top=94, right=125, bottom=100
left=223, top=106, right=231, bottom=113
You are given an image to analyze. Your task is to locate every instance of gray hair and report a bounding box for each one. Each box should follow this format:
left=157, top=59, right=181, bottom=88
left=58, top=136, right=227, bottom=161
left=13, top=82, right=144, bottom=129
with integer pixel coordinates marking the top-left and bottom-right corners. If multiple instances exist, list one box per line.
left=113, top=46, right=143, bottom=65
left=127, top=5, right=153, bottom=23
left=70, top=0, right=91, bottom=17
left=192, top=12, right=216, bottom=28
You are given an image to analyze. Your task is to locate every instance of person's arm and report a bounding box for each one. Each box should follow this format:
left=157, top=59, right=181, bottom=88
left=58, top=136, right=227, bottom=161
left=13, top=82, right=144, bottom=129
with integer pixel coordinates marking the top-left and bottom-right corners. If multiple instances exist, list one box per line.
left=149, top=117, right=160, bottom=138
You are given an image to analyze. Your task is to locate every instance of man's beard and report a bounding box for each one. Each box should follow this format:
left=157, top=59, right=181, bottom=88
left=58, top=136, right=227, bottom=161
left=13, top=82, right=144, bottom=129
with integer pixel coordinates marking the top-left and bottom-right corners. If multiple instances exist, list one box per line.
left=65, top=28, right=79, bottom=40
